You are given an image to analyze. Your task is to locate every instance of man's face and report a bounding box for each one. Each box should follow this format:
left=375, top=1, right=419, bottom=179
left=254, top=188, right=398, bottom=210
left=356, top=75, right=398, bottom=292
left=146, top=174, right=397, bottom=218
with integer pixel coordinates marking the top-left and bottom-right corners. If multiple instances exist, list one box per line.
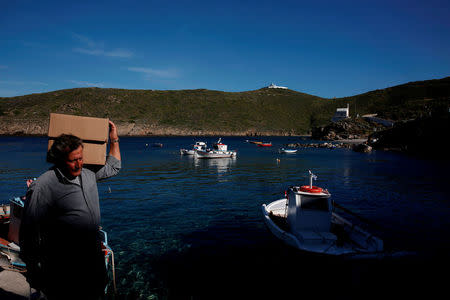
left=64, top=145, right=83, bottom=178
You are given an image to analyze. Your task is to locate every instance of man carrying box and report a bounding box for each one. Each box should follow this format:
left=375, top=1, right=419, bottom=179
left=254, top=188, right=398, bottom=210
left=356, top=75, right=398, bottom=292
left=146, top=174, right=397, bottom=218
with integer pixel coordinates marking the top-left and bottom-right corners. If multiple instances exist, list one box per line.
left=20, top=120, right=121, bottom=300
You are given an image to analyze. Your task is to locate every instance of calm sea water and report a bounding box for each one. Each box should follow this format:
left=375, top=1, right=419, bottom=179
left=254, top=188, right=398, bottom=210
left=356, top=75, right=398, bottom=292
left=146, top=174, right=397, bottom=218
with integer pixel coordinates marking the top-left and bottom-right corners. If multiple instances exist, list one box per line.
left=1, top=136, right=449, bottom=299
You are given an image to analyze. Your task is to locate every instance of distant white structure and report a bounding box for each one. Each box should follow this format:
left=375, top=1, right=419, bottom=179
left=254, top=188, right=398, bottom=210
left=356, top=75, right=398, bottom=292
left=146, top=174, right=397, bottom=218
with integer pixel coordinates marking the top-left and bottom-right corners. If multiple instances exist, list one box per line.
left=362, top=114, right=394, bottom=127
left=267, top=83, right=288, bottom=89
left=331, top=103, right=350, bottom=122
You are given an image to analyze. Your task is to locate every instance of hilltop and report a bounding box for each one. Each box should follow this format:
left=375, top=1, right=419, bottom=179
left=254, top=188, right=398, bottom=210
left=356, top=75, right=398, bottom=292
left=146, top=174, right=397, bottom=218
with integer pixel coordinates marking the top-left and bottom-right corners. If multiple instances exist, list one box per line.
left=0, top=77, right=449, bottom=136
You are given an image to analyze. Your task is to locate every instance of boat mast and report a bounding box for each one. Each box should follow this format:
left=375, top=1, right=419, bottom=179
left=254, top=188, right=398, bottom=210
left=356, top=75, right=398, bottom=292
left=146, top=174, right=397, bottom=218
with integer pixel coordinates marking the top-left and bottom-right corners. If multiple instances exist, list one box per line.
left=308, top=170, right=317, bottom=188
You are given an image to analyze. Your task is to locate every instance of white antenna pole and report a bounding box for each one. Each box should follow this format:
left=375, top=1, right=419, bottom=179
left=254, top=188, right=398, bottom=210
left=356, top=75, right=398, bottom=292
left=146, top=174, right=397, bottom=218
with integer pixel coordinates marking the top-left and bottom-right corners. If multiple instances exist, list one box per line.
left=308, top=170, right=317, bottom=188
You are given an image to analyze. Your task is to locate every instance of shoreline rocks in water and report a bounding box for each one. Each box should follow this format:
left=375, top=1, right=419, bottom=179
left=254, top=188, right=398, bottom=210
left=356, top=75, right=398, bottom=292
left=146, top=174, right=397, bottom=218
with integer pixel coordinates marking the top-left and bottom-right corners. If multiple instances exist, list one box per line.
left=286, top=142, right=353, bottom=149
left=286, top=139, right=373, bottom=153
left=352, top=143, right=373, bottom=153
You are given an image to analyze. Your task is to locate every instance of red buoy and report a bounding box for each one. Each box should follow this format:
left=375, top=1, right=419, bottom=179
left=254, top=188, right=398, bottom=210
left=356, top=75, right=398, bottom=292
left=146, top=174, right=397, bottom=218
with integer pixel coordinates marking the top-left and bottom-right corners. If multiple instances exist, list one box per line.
left=300, top=185, right=323, bottom=193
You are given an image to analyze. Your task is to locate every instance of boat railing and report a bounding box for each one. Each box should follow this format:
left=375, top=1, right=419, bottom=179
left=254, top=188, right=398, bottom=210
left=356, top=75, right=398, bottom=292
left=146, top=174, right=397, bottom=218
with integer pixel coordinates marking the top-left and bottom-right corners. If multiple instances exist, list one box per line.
left=332, top=201, right=385, bottom=237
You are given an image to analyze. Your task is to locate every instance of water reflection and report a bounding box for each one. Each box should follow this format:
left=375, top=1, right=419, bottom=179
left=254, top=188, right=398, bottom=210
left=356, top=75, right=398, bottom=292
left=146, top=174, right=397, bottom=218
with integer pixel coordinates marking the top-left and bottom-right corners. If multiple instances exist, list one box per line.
left=193, top=157, right=236, bottom=174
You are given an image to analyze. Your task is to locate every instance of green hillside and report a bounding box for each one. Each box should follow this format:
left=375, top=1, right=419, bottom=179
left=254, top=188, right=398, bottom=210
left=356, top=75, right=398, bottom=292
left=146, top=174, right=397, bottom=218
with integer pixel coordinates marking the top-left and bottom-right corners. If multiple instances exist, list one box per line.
left=0, top=77, right=449, bottom=135
left=333, top=77, right=450, bottom=120
left=0, top=88, right=327, bottom=135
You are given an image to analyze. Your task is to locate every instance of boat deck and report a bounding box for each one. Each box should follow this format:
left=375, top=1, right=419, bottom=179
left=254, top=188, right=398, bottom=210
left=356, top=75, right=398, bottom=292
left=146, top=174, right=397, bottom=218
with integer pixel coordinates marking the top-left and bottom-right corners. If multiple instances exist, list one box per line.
left=265, top=199, right=383, bottom=254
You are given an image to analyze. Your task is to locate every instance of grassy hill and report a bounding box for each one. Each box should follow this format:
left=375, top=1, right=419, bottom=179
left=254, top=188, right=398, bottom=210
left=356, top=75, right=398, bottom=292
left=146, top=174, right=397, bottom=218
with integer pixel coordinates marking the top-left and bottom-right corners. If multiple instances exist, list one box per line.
left=333, top=77, right=450, bottom=120
left=0, top=77, right=449, bottom=136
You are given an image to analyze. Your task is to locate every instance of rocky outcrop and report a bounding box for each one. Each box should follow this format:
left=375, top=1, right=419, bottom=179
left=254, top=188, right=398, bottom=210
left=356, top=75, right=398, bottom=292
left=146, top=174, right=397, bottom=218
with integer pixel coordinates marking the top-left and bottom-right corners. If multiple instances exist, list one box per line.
left=311, top=118, right=389, bottom=141
left=352, top=143, right=373, bottom=153
left=286, top=142, right=352, bottom=149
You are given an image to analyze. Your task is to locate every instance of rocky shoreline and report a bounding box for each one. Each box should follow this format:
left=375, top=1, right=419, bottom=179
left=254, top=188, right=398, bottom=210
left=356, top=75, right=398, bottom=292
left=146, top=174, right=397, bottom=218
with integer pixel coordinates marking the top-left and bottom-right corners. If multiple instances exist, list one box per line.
left=2, top=114, right=448, bottom=158
left=285, top=139, right=373, bottom=153
left=0, top=120, right=299, bottom=137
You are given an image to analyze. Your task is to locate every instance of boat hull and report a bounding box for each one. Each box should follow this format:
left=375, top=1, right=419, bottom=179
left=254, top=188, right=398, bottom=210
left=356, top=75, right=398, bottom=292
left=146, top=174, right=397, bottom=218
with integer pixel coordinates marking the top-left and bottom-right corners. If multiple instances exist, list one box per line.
left=279, top=149, right=297, bottom=154
left=262, top=199, right=383, bottom=256
left=195, top=150, right=236, bottom=159
left=180, top=149, right=195, bottom=155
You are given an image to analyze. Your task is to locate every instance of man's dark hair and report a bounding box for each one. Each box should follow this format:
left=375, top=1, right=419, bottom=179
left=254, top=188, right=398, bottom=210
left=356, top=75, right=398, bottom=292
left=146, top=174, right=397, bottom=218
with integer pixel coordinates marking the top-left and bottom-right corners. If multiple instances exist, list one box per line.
left=47, top=134, right=83, bottom=165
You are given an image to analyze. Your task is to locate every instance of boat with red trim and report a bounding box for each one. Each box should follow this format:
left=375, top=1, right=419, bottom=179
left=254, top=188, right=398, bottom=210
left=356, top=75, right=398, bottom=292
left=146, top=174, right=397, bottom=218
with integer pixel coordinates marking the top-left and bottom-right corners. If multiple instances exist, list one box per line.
left=247, top=140, right=263, bottom=145
left=195, top=138, right=237, bottom=159
left=257, top=142, right=272, bottom=147
left=262, top=171, right=383, bottom=256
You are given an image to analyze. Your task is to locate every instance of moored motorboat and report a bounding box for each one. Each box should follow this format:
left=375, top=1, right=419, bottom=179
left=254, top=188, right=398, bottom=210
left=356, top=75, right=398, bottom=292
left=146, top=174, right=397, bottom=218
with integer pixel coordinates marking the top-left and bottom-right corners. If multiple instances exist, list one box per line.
left=195, top=138, right=237, bottom=159
left=262, top=171, right=383, bottom=256
left=257, top=142, right=272, bottom=147
left=180, top=141, right=207, bottom=155
left=279, top=148, right=297, bottom=154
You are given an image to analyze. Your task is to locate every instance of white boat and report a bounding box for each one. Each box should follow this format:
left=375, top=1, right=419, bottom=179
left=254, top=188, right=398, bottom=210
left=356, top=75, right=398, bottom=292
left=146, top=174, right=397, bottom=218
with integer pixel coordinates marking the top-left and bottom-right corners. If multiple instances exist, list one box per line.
left=195, top=138, right=237, bottom=159
left=262, top=171, right=383, bottom=256
left=180, top=141, right=207, bottom=155
left=279, top=148, right=297, bottom=154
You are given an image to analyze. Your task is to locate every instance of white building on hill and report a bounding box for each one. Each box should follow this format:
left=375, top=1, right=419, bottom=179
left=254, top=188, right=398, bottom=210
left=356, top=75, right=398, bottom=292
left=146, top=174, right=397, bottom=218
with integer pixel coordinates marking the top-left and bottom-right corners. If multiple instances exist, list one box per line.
left=332, top=103, right=350, bottom=122
left=267, top=83, right=288, bottom=89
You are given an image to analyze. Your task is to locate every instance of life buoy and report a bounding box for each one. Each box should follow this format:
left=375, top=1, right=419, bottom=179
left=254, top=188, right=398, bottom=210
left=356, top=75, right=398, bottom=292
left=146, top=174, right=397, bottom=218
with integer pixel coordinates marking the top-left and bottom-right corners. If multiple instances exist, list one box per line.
left=300, top=185, right=323, bottom=193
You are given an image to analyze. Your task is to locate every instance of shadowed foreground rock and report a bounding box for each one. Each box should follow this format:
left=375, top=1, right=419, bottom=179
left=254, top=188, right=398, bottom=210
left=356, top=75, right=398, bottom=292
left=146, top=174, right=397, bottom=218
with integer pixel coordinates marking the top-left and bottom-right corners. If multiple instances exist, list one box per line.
left=368, top=114, right=450, bottom=157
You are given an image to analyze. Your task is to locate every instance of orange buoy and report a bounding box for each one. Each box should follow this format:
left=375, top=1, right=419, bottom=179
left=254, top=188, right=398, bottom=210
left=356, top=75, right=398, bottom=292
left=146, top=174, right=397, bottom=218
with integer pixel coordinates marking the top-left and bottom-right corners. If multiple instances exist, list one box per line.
left=300, top=185, right=323, bottom=193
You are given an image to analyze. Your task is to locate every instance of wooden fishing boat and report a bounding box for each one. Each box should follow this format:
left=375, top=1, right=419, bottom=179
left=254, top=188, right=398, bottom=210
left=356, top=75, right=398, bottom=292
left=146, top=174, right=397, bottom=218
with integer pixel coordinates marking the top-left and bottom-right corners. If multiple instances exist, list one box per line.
left=262, top=171, right=383, bottom=256
left=247, top=140, right=263, bottom=145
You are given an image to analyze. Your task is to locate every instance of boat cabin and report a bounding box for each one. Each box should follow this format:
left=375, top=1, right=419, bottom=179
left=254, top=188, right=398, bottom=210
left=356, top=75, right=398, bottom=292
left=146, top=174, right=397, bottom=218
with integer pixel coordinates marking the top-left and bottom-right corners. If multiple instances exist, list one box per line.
left=287, top=186, right=332, bottom=233
left=194, top=142, right=207, bottom=151
left=213, top=138, right=228, bottom=151
left=213, top=143, right=228, bottom=151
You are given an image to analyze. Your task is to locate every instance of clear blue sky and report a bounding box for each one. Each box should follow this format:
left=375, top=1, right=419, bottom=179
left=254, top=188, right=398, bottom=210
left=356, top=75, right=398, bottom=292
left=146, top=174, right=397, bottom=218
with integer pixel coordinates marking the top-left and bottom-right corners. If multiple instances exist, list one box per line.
left=1, top=0, right=449, bottom=98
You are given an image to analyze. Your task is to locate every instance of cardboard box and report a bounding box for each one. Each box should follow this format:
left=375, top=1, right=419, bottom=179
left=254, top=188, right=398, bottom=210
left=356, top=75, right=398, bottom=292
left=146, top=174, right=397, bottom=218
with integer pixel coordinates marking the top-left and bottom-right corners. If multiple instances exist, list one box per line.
left=48, top=113, right=109, bottom=165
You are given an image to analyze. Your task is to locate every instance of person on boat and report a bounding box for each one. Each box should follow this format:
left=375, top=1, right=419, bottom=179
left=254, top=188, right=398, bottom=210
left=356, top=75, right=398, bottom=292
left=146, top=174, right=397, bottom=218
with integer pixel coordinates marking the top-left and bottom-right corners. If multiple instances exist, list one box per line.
left=19, top=121, right=121, bottom=300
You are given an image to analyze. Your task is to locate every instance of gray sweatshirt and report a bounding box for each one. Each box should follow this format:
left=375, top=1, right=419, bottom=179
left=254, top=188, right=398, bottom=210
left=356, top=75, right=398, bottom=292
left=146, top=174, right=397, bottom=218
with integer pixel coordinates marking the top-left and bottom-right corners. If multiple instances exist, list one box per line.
left=22, top=155, right=121, bottom=232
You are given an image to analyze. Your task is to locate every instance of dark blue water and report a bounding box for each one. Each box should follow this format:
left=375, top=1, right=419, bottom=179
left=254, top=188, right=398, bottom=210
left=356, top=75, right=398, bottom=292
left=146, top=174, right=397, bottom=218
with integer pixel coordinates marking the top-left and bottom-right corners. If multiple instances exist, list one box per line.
left=1, top=136, right=449, bottom=299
